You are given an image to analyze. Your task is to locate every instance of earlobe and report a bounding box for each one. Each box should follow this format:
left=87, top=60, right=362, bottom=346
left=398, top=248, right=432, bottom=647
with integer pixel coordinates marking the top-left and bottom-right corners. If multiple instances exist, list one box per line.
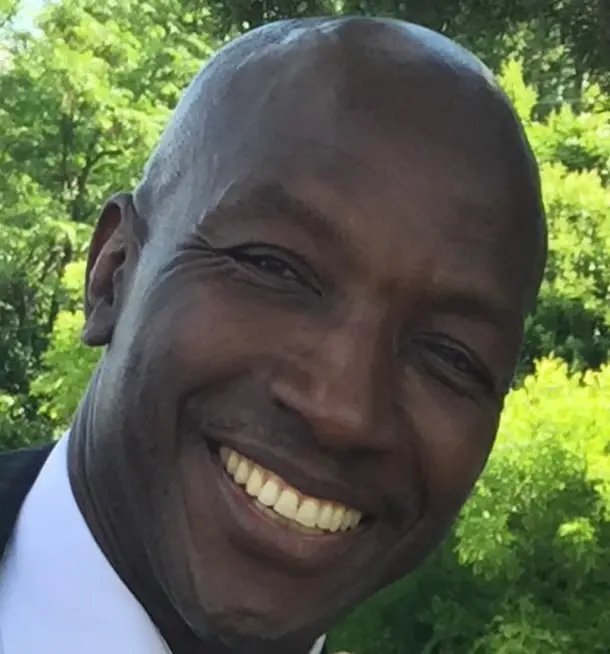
left=81, top=192, right=142, bottom=347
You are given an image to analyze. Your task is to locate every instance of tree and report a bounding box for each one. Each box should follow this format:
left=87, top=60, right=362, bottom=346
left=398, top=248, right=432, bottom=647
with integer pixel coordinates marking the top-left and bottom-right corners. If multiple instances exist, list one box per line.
left=0, top=0, right=215, bottom=226
left=498, top=61, right=610, bottom=375
left=0, top=0, right=217, bottom=446
left=0, top=0, right=19, bottom=30
left=205, top=0, right=335, bottom=34
left=202, top=1, right=610, bottom=107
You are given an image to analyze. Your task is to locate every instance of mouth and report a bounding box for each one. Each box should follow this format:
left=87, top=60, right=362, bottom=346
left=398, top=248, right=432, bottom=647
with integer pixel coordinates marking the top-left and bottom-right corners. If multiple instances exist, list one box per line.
left=203, top=440, right=374, bottom=568
left=219, top=446, right=363, bottom=535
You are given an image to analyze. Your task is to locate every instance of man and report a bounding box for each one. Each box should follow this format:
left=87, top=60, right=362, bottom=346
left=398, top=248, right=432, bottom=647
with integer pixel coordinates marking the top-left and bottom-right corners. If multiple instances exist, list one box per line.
left=0, top=15, right=546, bottom=654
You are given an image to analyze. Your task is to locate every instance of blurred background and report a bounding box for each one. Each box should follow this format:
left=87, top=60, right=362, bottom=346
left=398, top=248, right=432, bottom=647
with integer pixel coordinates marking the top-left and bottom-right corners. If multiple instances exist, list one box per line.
left=1, top=1, right=609, bottom=651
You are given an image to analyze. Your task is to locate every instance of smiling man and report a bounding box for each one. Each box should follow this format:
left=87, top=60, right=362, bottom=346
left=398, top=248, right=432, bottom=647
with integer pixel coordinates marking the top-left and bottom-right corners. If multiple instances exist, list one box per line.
left=0, top=15, right=546, bottom=654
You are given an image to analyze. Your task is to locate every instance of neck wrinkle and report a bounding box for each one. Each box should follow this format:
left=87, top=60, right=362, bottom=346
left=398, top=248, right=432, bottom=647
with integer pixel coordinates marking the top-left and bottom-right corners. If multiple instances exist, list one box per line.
left=68, top=379, right=201, bottom=653
left=67, top=373, right=323, bottom=654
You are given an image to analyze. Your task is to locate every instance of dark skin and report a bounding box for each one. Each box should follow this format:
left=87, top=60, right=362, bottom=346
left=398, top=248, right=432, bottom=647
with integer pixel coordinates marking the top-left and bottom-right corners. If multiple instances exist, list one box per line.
left=68, top=16, right=546, bottom=654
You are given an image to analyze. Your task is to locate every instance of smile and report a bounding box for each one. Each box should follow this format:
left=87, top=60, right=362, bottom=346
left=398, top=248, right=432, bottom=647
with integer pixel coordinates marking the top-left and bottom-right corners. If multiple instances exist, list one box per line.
left=219, top=447, right=363, bottom=535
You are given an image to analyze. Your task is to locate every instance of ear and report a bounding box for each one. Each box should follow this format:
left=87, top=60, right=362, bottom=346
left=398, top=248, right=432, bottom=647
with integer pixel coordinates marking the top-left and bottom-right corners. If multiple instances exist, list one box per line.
left=81, top=192, right=147, bottom=347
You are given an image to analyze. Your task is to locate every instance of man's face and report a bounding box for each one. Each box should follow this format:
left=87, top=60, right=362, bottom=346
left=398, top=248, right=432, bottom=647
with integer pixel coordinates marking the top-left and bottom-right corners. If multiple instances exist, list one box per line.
left=87, top=58, right=538, bottom=650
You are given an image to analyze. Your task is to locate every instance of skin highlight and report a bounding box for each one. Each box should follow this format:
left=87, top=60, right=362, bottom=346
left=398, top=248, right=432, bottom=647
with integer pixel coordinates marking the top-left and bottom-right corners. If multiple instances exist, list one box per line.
left=68, top=16, right=547, bottom=654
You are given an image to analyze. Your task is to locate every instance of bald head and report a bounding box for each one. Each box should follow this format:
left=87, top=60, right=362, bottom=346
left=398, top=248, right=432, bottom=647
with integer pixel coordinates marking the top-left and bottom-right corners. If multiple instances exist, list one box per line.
left=135, top=19, right=543, bottom=238
left=81, top=17, right=548, bottom=652
left=129, top=15, right=545, bottom=313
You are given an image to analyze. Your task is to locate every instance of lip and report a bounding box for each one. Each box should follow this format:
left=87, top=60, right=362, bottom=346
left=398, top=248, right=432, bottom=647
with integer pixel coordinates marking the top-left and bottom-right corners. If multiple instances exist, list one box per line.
left=203, top=442, right=376, bottom=571
left=214, top=440, right=381, bottom=519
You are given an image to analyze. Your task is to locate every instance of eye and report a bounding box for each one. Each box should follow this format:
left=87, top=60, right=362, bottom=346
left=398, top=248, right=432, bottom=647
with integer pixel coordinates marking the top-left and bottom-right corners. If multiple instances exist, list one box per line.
left=224, top=244, right=322, bottom=296
left=427, top=342, right=479, bottom=376
left=414, top=335, right=495, bottom=396
left=237, top=252, right=299, bottom=281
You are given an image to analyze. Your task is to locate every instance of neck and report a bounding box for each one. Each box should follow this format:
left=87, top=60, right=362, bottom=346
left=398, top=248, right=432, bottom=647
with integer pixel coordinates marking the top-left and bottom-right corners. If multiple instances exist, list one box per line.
left=68, top=387, right=204, bottom=653
left=67, top=380, right=318, bottom=654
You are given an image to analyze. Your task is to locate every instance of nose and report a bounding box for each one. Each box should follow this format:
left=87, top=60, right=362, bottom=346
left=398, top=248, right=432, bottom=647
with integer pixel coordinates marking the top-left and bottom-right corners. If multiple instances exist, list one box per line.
left=271, top=309, right=389, bottom=452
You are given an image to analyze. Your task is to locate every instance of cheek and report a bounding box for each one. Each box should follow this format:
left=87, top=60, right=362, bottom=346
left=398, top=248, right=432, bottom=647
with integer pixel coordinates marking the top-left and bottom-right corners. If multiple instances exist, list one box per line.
left=156, top=282, right=315, bottom=387
left=369, top=399, right=499, bottom=589
left=415, top=398, right=499, bottom=514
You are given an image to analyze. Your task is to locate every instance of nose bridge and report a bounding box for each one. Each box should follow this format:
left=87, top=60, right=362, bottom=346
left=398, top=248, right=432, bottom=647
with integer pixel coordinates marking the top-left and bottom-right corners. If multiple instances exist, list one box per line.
left=274, top=302, right=386, bottom=449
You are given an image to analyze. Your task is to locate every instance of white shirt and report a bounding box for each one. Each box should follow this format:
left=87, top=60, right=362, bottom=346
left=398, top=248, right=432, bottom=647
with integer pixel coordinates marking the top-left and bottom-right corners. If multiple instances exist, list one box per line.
left=0, top=434, right=326, bottom=654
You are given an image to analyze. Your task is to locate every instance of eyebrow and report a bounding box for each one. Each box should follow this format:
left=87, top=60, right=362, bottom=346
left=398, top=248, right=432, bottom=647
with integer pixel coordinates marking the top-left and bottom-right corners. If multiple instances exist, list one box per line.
left=206, top=183, right=344, bottom=249
left=426, top=285, right=517, bottom=332
left=204, top=184, right=517, bottom=331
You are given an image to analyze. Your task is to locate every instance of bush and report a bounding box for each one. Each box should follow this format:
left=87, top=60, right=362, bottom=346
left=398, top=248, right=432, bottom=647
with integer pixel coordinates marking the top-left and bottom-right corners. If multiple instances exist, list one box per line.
left=520, top=163, right=610, bottom=374
left=0, top=220, right=92, bottom=449
left=498, top=60, right=610, bottom=376
left=29, top=259, right=100, bottom=430
left=0, top=392, right=54, bottom=451
left=331, top=358, right=610, bottom=653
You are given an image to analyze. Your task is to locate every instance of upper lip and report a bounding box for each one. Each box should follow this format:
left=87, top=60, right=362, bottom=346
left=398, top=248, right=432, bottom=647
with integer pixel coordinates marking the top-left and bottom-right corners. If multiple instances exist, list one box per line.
left=212, top=438, right=381, bottom=520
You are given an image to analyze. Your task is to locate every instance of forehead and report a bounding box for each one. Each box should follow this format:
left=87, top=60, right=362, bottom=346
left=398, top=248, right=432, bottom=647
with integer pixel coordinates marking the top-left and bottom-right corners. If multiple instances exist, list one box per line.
left=184, top=127, right=519, bottom=250
left=146, top=46, right=537, bottom=317
left=180, top=136, right=525, bottom=325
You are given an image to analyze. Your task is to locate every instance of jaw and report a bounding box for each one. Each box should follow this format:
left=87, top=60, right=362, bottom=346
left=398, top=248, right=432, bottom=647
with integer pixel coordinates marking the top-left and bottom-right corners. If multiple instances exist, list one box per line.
left=204, top=437, right=377, bottom=572
left=156, top=435, right=431, bottom=646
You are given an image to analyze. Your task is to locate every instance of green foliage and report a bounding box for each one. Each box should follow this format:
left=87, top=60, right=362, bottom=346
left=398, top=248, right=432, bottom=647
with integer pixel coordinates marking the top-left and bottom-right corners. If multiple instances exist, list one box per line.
left=0, top=390, right=54, bottom=451
left=331, top=359, right=610, bottom=652
left=1, top=1, right=610, bottom=650
left=1, top=0, right=215, bottom=225
left=0, top=0, right=19, bottom=30
left=523, top=164, right=610, bottom=372
left=29, top=260, right=100, bottom=429
left=497, top=60, right=610, bottom=376
left=205, top=0, right=336, bottom=35
left=0, top=218, right=88, bottom=395
left=0, top=0, right=217, bottom=445
left=204, top=1, right=610, bottom=97
left=0, top=218, right=90, bottom=449
left=527, top=87, right=610, bottom=182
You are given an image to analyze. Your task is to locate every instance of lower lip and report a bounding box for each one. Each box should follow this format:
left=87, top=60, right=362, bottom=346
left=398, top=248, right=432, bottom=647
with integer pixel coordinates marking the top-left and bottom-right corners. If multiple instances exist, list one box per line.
left=207, top=446, right=369, bottom=570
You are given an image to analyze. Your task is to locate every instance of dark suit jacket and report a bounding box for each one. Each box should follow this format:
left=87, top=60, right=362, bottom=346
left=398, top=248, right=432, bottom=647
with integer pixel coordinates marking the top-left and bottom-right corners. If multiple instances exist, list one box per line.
left=0, top=445, right=329, bottom=653
left=0, top=444, right=53, bottom=562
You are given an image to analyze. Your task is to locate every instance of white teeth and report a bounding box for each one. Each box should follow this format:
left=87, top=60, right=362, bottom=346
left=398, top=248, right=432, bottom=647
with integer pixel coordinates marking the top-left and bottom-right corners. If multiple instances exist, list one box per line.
left=340, top=510, right=353, bottom=532
left=219, top=448, right=363, bottom=534
left=258, top=478, right=280, bottom=507
left=245, top=467, right=264, bottom=497
left=234, top=459, right=251, bottom=485
left=273, top=489, right=299, bottom=520
left=295, top=499, right=320, bottom=528
left=317, top=504, right=334, bottom=530
left=330, top=506, right=346, bottom=533
left=226, top=450, right=239, bottom=475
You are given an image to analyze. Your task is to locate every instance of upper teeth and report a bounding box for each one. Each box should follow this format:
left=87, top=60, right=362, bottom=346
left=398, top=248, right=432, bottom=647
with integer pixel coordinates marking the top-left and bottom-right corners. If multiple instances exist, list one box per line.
left=220, top=447, right=362, bottom=533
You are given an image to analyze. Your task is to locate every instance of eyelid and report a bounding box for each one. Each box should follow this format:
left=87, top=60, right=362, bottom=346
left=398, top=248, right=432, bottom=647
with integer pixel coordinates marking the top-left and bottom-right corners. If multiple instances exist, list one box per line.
left=416, top=333, right=497, bottom=394
left=225, top=240, right=305, bottom=260
left=223, top=241, right=324, bottom=296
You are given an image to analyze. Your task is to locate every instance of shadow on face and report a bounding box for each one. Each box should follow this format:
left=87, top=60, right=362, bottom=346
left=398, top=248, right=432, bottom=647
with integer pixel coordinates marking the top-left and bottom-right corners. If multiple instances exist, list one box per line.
left=80, top=16, right=545, bottom=654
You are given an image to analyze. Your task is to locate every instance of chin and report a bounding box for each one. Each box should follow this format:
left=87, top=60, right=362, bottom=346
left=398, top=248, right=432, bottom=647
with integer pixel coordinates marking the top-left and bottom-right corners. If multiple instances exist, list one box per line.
left=181, top=600, right=323, bottom=654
